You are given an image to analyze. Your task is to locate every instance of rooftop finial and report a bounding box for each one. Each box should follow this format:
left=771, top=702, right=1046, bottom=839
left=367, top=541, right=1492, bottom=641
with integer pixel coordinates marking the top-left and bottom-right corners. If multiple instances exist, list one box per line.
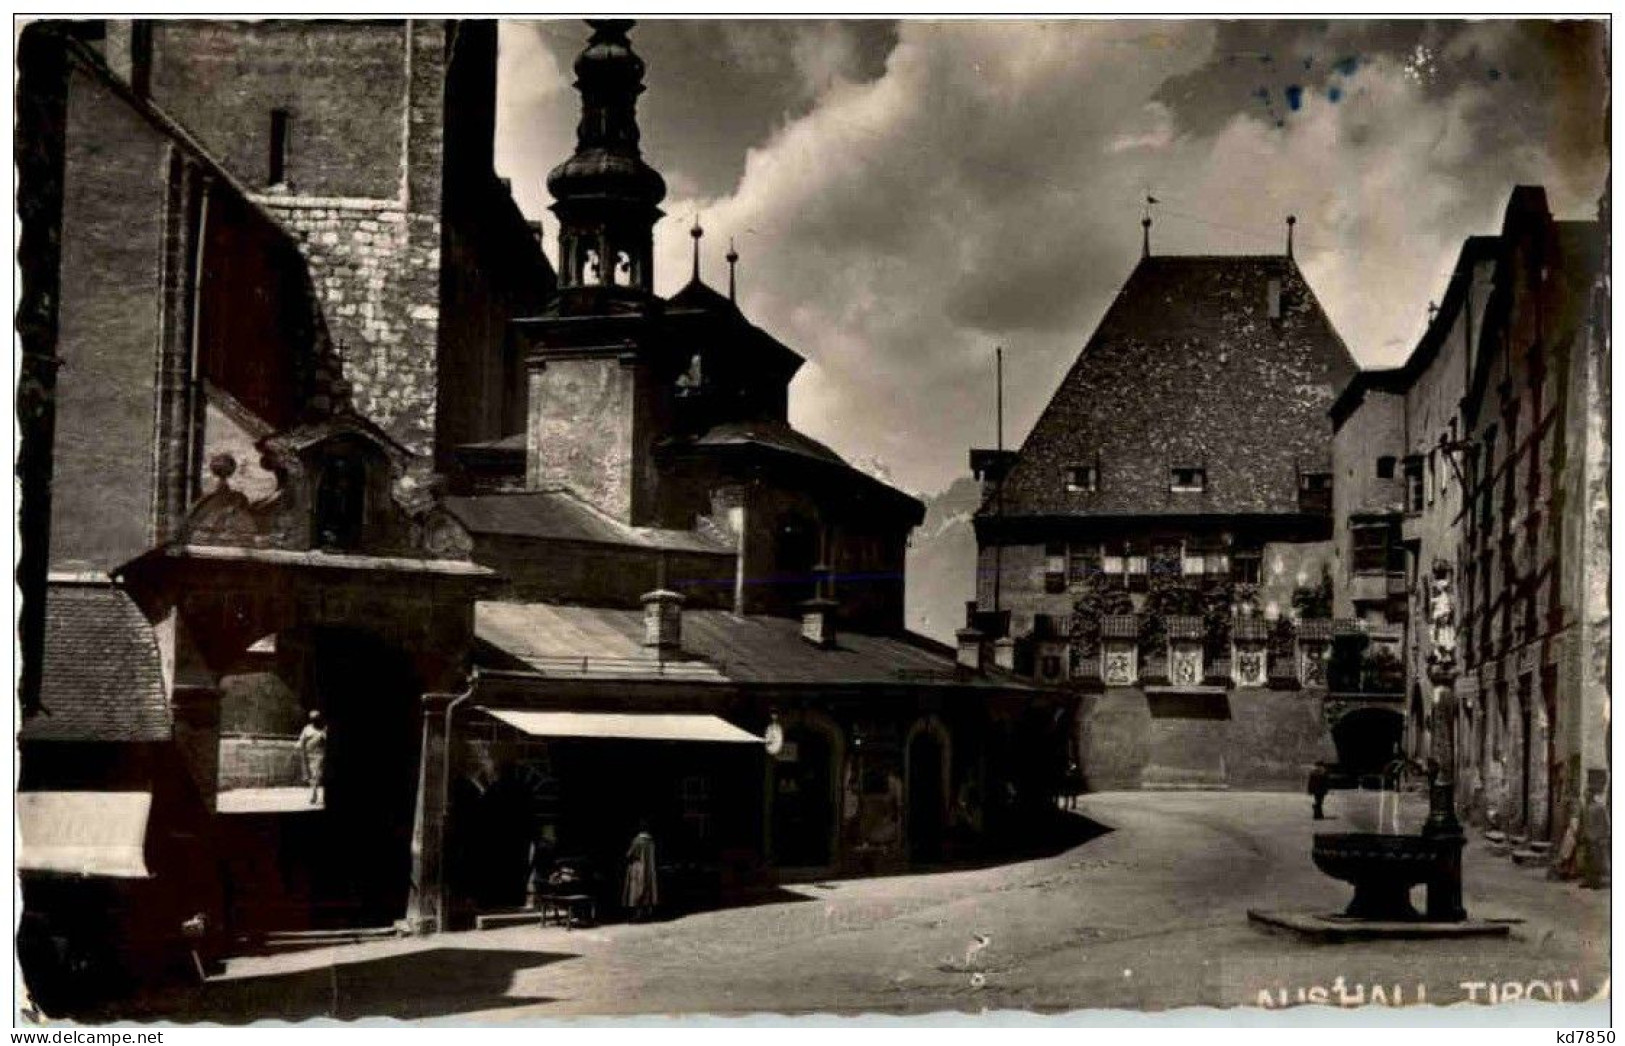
left=1142, top=194, right=1158, bottom=258
left=690, top=214, right=703, bottom=282
left=1286, top=214, right=1297, bottom=259
left=727, top=236, right=740, bottom=302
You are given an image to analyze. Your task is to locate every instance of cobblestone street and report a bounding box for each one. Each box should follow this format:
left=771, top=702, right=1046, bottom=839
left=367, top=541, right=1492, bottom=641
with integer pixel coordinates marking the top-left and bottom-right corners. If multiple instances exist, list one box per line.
left=129, top=791, right=1608, bottom=1021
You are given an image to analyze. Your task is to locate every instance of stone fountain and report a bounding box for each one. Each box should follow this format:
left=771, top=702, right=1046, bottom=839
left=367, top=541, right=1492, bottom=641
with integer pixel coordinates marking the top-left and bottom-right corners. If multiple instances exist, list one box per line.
left=1251, top=563, right=1505, bottom=939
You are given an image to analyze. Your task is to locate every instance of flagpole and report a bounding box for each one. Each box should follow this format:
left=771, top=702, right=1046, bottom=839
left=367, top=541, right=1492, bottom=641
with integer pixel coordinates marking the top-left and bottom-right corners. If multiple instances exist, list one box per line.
left=992, top=347, right=1005, bottom=624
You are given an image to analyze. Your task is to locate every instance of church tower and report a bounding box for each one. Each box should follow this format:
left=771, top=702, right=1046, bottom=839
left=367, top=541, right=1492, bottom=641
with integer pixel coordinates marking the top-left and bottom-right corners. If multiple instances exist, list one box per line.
left=547, top=19, right=666, bottom=295
left=516, top=20, right=675, bottom=524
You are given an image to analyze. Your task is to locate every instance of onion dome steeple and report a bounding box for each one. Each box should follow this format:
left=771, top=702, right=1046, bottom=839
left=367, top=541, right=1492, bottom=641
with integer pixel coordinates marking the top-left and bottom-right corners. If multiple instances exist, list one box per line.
left=547, top=19, right=667, bottom=294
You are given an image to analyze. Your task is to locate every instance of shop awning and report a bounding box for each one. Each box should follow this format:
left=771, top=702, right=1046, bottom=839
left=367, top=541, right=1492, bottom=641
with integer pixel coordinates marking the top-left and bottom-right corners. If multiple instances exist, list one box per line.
left=17, top=791, right=153, bottom=879
left=481, top=709, right=762, bottom=744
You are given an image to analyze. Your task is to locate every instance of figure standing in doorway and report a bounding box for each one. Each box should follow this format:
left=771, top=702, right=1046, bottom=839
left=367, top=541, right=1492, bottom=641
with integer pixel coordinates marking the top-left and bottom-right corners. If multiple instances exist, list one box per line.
left=298, top=710, right=328, bottom=805
left=623, top=821, right=659, bottom=922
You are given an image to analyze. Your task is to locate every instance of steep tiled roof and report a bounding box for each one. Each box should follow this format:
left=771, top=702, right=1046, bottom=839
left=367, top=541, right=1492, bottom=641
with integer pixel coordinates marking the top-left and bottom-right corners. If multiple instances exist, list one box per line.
left=22, top=583, right=170, bottom=743
left=476, top=602, right=1031, bottom=689
left=993, top=254, right=1357, bottom=518
left=446, top=489, right=732, bottom=555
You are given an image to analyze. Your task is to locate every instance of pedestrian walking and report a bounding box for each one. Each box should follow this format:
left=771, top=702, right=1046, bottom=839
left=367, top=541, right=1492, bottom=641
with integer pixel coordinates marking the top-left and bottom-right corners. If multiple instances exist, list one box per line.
left=298, top=710, right=328, bottom=805
left=623, top=821, right=659, bottom=921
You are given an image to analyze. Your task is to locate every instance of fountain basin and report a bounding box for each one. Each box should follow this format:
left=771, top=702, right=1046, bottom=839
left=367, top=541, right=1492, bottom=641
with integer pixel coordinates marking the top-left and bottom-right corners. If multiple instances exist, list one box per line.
left=1312, top=833, right=1452, bottom=921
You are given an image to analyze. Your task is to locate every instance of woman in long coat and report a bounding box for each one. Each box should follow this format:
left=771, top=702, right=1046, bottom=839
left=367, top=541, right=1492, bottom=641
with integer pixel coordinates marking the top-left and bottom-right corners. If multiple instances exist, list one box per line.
left=622, top=822, right=658, bottom=921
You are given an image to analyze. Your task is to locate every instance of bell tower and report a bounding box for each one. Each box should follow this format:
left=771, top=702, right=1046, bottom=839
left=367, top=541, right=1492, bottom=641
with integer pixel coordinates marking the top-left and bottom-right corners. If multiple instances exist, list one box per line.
left=546, top=19, right=666, bottom=295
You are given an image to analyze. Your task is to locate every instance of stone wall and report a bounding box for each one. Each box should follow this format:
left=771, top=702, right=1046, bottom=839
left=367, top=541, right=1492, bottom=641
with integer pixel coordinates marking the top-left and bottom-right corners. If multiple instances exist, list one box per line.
left=527, top=356, right=641, bottom=521
left=254, top=196, right=443, bottom=456
left=218, top=736, right=305, bottom=790
left=47, top=61, right=169, bottom=572
left=1078, top=687, right=1335, bottom=792
left=146, top=20, right=411, bottom=200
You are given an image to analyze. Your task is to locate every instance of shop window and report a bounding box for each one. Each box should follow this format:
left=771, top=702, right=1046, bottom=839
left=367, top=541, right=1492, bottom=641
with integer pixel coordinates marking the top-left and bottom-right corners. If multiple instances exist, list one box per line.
left=1066, top=465, right=1098, bottom=493
left=1170, top=467, right=1206, bottom=493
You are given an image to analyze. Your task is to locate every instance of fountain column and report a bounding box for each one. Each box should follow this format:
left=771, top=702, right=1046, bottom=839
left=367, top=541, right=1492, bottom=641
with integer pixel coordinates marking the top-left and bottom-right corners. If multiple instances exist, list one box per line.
left=1421, top=561, right=1467, bottom=921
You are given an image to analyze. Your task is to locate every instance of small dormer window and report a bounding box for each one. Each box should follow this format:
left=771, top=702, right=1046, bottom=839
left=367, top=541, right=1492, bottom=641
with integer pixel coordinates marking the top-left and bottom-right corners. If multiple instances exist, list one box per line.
left=315, top=451, right=365, bottom=551
left=1065, top=465, right=1098, bottom=493
left=1170, top=467, right=1206, bottom=493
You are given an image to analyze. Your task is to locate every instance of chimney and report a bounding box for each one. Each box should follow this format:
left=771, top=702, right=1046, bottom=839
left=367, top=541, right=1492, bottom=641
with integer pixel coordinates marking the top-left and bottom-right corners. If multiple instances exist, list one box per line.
left=993, top=636, right=1016, bottom=671
left=799, top=563, right=837, bottom=648
left=641, top=588, right=684, bottom=651
left=955, top=627, right=985, bottom=671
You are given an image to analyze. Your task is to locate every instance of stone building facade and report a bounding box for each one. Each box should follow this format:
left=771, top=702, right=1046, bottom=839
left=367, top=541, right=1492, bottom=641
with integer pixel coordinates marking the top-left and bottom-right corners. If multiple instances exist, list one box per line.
left=968, top=236, right=1360, bottom=789
left=1329, top=186, right=1609, bottom=876
left=456, top=20, right=924, bottom=632
left=110, top=19, right=555, bottom=466
left=13, top=25, right=495, bottom=1001
left=1329, top=236, right=1498, bottom=758
left=401, top=21, right=1071, bottom=929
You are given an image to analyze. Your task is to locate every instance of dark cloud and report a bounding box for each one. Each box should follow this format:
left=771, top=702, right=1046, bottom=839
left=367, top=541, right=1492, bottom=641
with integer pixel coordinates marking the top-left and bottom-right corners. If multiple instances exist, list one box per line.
left=497, top=19, right=1609, bottom=495
left=498, top=19, right=896, bottom=211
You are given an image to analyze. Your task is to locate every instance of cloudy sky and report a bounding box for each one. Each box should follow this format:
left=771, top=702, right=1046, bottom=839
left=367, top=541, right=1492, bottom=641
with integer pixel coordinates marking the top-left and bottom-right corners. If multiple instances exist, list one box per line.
left=493, top=19, right=1609, bottom=496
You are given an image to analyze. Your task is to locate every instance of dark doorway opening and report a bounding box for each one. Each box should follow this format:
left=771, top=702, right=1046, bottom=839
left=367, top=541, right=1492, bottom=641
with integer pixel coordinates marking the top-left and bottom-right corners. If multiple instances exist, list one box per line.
left=772, top=728, right=834, bottom=869
left=1331, top=707, right=1405, bottom=778
left=310, top=627, right=422, bottom=927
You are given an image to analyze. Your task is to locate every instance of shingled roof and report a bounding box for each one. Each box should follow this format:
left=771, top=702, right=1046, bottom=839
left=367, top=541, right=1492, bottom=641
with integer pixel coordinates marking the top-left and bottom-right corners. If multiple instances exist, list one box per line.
left=22, top=582, right=170, bottom=743
left=992, top=254, right=1357, bottom=518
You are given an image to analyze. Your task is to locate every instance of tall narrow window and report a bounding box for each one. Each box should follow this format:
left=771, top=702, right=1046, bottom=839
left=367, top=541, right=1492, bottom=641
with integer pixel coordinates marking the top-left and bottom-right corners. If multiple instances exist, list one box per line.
left=269, top=108, right=291, bottom=187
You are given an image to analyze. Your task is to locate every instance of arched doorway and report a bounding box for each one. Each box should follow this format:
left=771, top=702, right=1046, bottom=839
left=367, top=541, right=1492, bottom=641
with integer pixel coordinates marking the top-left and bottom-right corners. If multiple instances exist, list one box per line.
left=771, top=720, right=840, bottom=869
left=1331, top=707, right=1406, bottom=779
left=906, top=723, right=948, bottom=864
